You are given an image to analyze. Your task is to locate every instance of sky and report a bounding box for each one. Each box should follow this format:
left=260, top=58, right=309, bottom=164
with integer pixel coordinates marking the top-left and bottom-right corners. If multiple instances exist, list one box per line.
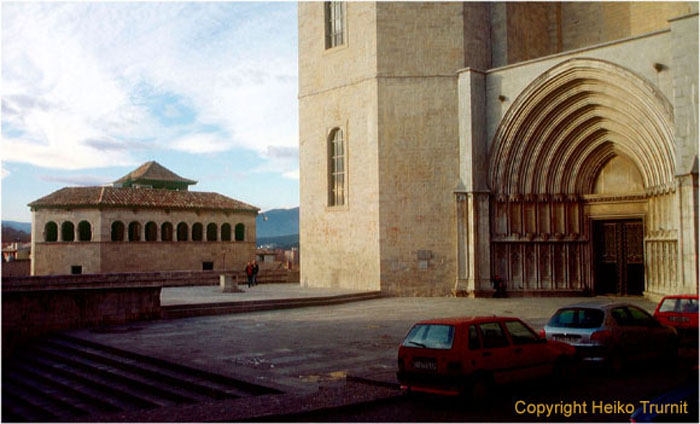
left=1, top=1, right=299, bottom=223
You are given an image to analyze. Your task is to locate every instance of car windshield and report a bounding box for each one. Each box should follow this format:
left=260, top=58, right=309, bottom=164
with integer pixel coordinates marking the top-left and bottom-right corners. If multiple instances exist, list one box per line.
left=548, top=308, right=605, bottom=329
left=659, top=298, right=698, bottom=313
left=402, top=324, right=455, bottom=350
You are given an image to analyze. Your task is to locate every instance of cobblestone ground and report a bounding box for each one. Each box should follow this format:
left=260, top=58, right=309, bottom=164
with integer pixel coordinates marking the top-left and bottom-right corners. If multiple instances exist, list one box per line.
left=69, top=293, right=661, bottom=394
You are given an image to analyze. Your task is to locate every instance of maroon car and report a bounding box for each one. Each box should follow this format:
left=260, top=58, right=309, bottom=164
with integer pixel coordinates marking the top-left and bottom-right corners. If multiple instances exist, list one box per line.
left=396, top=316, right=575, bottom=396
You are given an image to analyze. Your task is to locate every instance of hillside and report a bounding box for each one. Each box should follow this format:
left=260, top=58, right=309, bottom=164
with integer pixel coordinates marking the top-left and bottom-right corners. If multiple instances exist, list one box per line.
left=2, top=224, right=31, bottom=243
left=256, top=207, right=298, bottom=238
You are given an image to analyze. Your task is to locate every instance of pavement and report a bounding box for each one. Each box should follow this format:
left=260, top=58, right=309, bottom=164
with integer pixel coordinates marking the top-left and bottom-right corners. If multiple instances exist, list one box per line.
left=65, top=283, right=663, bottom=421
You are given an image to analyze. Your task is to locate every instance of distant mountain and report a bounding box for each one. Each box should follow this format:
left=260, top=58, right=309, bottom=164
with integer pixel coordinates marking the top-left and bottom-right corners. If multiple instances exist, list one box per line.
left=3, top=221, right=31, bottom=234
left=2, top=221, right=31, bottom=243
left=256, top=207, right=298, bottom=238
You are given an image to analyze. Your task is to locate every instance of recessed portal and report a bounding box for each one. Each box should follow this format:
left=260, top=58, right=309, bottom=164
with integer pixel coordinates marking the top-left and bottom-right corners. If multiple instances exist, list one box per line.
left=593, top=220, right=644, bottom=295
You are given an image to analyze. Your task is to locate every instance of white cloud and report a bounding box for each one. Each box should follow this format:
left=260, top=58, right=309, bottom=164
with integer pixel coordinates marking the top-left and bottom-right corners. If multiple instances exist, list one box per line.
left=2, top=2, right=299, bottom=170
left=1, top=167, right=9, bottom=179
left=171, top=133, right=233, bottom=154
left=282, top=169, right=300, bottom=180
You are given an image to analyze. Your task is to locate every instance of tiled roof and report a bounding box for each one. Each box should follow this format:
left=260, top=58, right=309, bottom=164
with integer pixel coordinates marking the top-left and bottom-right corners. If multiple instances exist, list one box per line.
left=113, top=161, right=197, bottom=185
left=29, top=187, right=258, bottom=212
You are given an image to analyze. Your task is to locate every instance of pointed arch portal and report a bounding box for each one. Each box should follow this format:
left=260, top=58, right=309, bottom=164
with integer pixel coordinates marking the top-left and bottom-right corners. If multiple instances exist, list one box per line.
left=487, top=58, right=677, bottom=295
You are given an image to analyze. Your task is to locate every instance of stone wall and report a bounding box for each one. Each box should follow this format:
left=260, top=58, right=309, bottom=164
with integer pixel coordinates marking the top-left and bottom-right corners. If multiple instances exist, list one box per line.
left=32, top=207, right=256, bottom=275
left=2, top=260, right=31, bottom=277
left=2, top=282, right=161, bottom=351
left=299, top=2, right=381, bottom=291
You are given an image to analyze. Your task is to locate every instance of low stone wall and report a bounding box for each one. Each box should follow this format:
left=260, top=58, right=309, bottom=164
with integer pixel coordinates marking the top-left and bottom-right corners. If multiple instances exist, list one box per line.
left=2, top=284, right=161, bottom=353
left=1, top=259, right=31, bottom=277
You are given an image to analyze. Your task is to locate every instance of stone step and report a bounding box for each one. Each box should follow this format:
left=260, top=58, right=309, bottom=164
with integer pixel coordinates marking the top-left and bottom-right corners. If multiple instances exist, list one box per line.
left=54, top=334, right=282, bottom=396
left=19, top=351, right=170, bottom=410
left=32, top=343, right=202, bottom=405
left=162, top=291, right=385, bottom=319
left=2, top=335, right=282, bottom=422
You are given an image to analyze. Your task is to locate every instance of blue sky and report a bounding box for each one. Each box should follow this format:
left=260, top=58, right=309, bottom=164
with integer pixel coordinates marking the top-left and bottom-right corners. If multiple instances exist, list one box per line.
left=1, top=2, right=299, bottom=223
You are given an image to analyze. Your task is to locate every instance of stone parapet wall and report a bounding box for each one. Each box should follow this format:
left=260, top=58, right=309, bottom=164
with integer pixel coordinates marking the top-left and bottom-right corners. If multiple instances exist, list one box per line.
left=2, top=285, right=162, bottom=352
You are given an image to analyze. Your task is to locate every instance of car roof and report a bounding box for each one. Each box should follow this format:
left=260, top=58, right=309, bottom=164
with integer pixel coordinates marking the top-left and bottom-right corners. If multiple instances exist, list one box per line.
left=555, top=301, right=636, bottom=310
left=660, top=294, right=699, bottom=300
left=413, top=316, right=520, bottom=326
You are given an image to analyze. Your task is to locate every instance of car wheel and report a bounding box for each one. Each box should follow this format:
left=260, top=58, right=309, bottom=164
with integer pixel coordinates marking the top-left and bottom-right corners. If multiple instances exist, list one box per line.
left=468, top=373, right=493, bottom=406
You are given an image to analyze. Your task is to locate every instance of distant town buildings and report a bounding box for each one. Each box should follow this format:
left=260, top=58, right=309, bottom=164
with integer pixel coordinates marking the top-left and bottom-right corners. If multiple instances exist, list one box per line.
left=29, top=161, right=259, bottom=276
left=298, top=2, right=698, bottom=298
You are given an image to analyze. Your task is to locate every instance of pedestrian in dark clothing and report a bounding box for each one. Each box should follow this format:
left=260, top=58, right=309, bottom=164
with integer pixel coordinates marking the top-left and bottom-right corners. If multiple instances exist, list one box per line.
left=252, top=260, right=259, bottom=286
left=492, top=275, right=507, bottom=298
left=245, top=261, right=254, bottom=288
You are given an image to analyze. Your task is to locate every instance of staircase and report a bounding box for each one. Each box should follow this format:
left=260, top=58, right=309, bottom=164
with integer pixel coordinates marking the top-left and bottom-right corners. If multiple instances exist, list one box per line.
left=2, top=334, right=281, bottom=422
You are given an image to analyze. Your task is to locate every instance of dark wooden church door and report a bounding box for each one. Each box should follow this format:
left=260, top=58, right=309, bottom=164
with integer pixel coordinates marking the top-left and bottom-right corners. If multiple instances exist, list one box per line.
left=593, top=220, right=644, bottom=295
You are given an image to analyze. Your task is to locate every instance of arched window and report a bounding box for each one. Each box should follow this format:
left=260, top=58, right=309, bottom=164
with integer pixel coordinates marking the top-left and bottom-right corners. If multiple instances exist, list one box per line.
left=45, top=222, right=58, bottom=242
left=62, top=222, right=75, bottom=242
left=192, top=223, right=203, bottom=241
left=207, top=223, right=218, bottom=241
left=161, top=222, right=173, bottom=241
left=235, top=223, right=245, bottom=241
left=128, top=221, right=141, bottom=241
left=145, top=222, right=157, bottom=241
left=78, top=221, right=92, bottom=241
left=328, top=128, right=345, bottom=206
left=221, top=223, right=232, bottom=241
left=177, top=222, right=188, bottom=241
left=111, top=221, right=125, bottom=241
left=324, top=1, right=345, bottom=49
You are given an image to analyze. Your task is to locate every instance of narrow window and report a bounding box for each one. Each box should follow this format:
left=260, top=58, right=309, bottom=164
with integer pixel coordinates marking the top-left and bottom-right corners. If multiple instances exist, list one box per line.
left=62, top=222, right=75, bottom=242
left=78, top=221, right=92, bottom=241
left=221, top=223, right=232, bottom=241
left=128, top=221, right=141, bottom=242
left=206, top=223, right=218, bottom=241
left=235, top=223, right=245, bottom=241
left=324, top=1, right=345, bottom=49
left=177, top=222, right=188, bottom=241
left=71, top=265, right=82, bottom=275
left=328, top=128, right=345, bottom=206
left=202, top=261, right=214, bottom=271
left=145, top=222, right=157, bottom=241
left=192, top=223, right=203, bottom=241
left=161, top=222, right=173, bottom=242
left=45, top=222, right=58, bottom=242
left=111, top=221, right=125, bottom=241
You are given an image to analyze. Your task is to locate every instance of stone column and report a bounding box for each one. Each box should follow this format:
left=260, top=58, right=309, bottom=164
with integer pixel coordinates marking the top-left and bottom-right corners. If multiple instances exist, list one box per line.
left=456, top=68, right=492, bottom=296
left=671, top=14, right=699, bottom=294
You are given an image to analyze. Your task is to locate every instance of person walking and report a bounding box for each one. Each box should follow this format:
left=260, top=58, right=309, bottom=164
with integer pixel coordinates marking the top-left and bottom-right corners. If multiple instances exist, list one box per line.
left=252, top=260, right=259, bottom=286
left=245, top=261, right=254, bottom=288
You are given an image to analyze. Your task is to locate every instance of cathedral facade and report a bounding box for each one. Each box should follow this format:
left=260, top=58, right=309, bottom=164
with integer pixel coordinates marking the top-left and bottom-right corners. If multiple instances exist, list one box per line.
left=298, top=2, right=699, bottom=299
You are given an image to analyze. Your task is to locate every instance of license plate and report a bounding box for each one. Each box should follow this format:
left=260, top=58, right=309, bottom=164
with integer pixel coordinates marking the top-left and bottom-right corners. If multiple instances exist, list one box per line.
left=412, top=358, right=437, bottom=371
left=669, top=316, right=690, bottom=322
left=554, top=335, right=580, bottom=344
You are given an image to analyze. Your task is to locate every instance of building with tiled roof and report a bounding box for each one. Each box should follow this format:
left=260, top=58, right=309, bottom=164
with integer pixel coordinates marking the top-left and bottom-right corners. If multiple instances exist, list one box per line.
left=29, top=162, right=259, bottom=276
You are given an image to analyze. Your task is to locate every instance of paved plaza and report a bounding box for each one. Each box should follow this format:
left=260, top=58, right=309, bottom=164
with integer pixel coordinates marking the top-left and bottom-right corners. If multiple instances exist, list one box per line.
left=70, top=284, right=659, bottom=394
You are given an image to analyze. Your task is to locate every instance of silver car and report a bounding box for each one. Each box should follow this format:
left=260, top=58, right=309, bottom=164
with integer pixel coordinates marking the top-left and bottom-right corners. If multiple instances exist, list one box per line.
left=543, top=302, right=678, bottom=372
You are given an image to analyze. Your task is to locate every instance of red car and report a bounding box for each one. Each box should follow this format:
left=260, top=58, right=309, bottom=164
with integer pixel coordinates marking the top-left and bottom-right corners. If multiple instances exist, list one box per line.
left=654, top=295, right=698, bottom=339
left=396, top=316, right=575, bottom=396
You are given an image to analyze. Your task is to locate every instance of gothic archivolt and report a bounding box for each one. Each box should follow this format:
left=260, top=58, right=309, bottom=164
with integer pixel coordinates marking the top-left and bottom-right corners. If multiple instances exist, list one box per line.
left=489, top=58, right=675, bottom=196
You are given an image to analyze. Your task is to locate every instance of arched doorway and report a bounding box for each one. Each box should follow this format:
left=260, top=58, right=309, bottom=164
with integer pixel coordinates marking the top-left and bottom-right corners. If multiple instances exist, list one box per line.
left=489, top=58, right=676, bottom=296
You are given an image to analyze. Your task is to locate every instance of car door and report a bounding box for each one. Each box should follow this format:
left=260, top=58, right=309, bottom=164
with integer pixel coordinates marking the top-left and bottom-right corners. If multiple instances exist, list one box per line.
left=475, top=321, right=515, bottom=384
left=626, top=305, right=672, bottom=359
left=504, top=320, right=554, bottom=381
left=610, top=306, right=646, bottom=360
